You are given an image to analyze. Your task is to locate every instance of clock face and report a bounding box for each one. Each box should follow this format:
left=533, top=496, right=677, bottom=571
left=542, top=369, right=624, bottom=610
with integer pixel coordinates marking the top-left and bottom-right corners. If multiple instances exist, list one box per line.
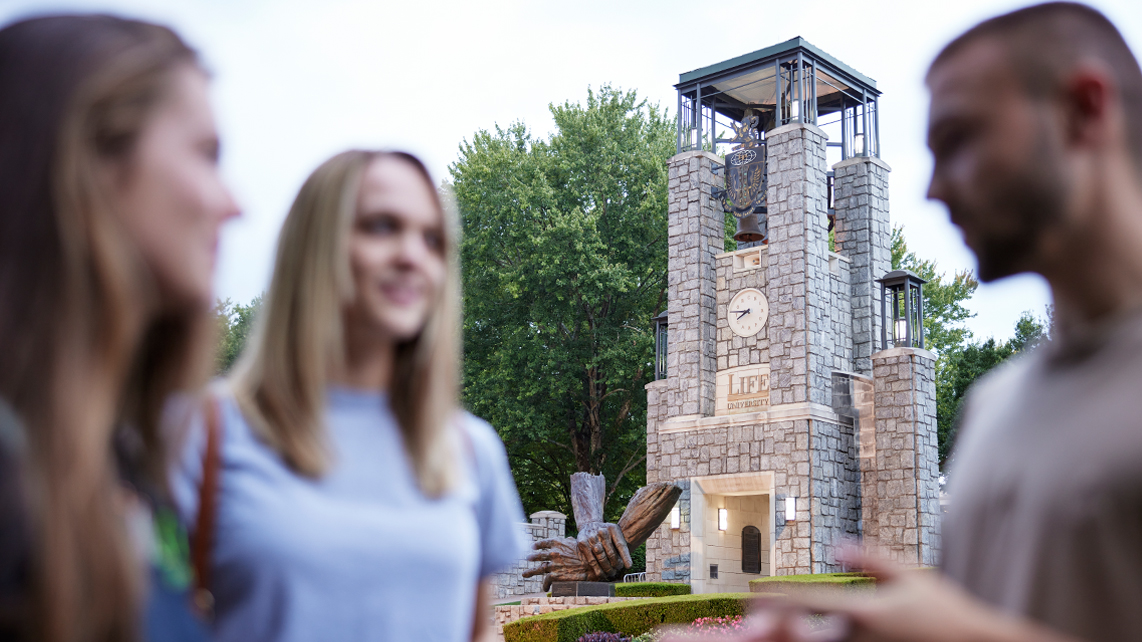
left=727, top=288, right=770, bottom=338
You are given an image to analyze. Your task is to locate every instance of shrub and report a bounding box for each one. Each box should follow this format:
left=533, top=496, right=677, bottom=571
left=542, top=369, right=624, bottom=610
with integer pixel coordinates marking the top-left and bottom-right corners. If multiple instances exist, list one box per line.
left=577, top=634, right=629, bottom=642
left=748, top=572, right=875, bottom=594
left=614, top=582, right=691, bottom=598
left=505, top=593, right=752, bottom=642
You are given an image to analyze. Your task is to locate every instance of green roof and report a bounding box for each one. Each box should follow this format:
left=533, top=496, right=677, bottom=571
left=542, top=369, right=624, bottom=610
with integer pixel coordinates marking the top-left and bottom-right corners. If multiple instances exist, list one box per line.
left=678, top=36, right=877, bottom=92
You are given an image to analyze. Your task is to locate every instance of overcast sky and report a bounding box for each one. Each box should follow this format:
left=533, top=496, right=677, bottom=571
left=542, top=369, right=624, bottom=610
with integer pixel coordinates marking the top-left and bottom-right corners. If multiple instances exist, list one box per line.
left=4, top=0, right=1141, bottom=341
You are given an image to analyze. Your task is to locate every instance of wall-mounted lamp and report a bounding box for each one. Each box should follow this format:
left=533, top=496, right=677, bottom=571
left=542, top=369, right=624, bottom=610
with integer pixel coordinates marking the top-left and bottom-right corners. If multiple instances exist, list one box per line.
left=784, top=497, right=797, bottom=522
left=718, top=508, right=728, bottom=531
left=669, top=504, right=680, bottom=530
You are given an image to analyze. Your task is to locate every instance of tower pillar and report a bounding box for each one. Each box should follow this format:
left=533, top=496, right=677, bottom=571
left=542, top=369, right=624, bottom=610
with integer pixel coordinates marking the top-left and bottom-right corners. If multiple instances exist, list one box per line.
left=666, top=150, right=723, bottom=418
left=833, top=156, right=892, bottom=375
left=865, top=347, right=940, bottom=566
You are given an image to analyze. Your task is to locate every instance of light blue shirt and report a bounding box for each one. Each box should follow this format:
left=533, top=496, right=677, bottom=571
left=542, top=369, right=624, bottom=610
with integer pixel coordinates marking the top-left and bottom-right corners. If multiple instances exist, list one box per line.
left=172, top=387, right=530, bottom=642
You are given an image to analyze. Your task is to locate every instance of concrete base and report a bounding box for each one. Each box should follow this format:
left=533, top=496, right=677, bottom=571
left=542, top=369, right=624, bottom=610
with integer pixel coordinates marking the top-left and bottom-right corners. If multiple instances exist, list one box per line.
left=550, top=581, right=615, bottom=597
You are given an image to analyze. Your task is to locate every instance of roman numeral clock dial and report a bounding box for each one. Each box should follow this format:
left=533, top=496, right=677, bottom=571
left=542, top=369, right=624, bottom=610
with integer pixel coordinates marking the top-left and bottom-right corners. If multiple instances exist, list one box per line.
left=727, top=288, right=770, bottom=338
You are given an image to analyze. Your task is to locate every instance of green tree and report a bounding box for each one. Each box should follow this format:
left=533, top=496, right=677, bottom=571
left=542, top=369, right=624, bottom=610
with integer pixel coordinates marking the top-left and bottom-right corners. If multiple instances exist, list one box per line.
left=890, top=225, right=978, bottom=358
left=213, top=295, right=262, bottom=374
left=890, top=226, right=978, bottom=466
left=451, top=86, right=674, bottom=527
left=938, top=310, right=1046, bottom=463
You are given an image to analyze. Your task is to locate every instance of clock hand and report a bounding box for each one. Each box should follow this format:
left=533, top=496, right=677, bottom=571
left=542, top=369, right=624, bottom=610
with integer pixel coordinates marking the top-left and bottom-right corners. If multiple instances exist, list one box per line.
left=731, top=308, right=751, bottom=319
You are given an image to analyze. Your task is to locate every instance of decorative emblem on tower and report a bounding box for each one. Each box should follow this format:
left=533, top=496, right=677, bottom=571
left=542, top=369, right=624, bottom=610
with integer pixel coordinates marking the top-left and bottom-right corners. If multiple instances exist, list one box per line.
left=722, top=114, right=767, bottom=243
left=723, top=115, right=766, bottom=213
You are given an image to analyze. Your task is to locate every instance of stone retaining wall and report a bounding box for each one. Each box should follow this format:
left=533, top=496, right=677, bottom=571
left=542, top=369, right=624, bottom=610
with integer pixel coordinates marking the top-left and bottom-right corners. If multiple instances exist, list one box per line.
left=494, top=596, right=638, bottom=640
left=490, top=511, right=567, bottom=599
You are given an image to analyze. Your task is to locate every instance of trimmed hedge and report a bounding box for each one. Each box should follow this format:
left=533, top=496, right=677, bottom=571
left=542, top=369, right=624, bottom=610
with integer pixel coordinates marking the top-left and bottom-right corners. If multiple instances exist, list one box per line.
left=504, top=593, right=752, bottom=642
left=748, top=572, right=875, bottom=594
left=614, top=582, right=691, bottom=598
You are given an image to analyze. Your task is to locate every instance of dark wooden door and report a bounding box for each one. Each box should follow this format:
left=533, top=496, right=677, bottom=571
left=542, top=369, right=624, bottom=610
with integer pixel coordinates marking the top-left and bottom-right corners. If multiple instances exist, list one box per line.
left=742, top=525, right=761, bottom=573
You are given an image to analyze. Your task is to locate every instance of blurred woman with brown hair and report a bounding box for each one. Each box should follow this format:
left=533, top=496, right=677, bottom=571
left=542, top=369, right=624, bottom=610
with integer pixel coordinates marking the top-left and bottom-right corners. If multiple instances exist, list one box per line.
left=173, top=150, right=529, bottom=642
left=0, top=14, right=238, bottom=642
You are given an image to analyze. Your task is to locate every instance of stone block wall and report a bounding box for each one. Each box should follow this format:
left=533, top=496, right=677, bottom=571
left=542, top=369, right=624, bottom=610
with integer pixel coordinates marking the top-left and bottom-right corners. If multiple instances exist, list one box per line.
left=667, top=151, right=724, bottom=417
left=644, top=420, right=812, bottom=576
left=825, top=255, right=854, bottom=371
left=809, top=417, right=861, bottom=571
left=765, top=123, right=835, bottom=408
left=489, top=511, right=567, bottom=599
left=716, top=248, right=769, bottom=370
left=865, top=347, right=940, bottom=566
left=645, top=476, right=690, bottom=583
left=833, top=157, right=891, bottom=375
left=645, top=379, right=670, bottom=485
left=494, top=596, right=637, bottom=640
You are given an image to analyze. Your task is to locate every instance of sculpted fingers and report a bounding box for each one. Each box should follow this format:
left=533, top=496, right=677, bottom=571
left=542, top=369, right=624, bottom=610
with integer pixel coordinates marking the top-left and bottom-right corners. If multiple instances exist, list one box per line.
left=526, top=550, right=554, bottom=563
left=577, top=537, right=606, bottom=580
left=606, top=523, right=633, bottom=569
left=522, top=562, right=551, bottom=578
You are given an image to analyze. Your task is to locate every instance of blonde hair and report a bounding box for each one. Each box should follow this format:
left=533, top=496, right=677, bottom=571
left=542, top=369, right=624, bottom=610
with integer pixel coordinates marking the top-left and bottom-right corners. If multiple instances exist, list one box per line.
left=231, top=150, right=461, bottom=495
left=0, top=15, right=210, bottom=642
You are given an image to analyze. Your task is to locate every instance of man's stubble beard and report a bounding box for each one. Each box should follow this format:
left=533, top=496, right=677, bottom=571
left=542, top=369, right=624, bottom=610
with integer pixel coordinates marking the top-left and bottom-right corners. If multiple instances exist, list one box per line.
left=972, top=130, right=1069, bottom=283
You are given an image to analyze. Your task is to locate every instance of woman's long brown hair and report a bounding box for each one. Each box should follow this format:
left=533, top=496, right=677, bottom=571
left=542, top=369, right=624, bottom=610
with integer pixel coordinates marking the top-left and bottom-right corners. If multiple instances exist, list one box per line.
left=231, top=151, right=462, bottom=496
left=0, top=15, right=212, bottom=642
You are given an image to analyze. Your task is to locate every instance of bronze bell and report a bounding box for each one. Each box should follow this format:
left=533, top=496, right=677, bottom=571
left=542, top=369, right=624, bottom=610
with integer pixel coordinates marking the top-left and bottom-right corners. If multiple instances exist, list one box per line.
left=734, top=212, right=766, bottom=243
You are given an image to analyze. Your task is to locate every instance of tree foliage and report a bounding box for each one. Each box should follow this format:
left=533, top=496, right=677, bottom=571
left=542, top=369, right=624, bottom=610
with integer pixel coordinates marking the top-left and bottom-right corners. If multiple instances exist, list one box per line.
left=451, top=86, right=675, bottom=526
left=213, top=296, right=262, bottom=374
left=890, top=226, right=977, bottom=358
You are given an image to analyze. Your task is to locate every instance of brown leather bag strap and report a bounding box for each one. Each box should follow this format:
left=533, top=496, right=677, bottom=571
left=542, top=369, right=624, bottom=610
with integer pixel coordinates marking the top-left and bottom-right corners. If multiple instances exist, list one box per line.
left=191, top=394, right=222, bottom=617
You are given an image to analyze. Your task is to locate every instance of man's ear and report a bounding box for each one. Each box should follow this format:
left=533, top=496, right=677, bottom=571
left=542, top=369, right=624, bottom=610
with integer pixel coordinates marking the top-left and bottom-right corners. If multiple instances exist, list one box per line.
left=1061, top=61, right=1120, bottom=151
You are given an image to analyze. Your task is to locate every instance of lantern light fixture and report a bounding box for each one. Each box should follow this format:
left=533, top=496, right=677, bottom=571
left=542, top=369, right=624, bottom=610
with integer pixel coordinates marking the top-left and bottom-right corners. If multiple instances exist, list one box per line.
left=877, top=270, right=928, bottom=350
left=653, top=310, right=669, bottom=381
left=669, top=504, right=681, bottom=530
left=718, top=508, right=728, bottom=531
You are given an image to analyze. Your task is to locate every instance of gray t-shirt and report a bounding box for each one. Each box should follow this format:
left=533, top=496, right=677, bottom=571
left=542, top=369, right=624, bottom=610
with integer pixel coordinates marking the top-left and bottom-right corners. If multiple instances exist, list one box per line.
left=943, top=310, right=1142, bottom=641
left=172, top=387, right=531, bottom=642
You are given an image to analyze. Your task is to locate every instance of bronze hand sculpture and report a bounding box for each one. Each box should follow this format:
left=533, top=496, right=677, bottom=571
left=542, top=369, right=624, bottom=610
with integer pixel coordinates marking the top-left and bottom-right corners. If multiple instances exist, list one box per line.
left=523, top=473, right=682, bottom=590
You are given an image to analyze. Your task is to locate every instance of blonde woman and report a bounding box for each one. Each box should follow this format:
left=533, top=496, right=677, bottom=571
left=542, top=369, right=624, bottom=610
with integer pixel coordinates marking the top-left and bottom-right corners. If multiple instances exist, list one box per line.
left=174, top=150, right=529, bottom=642
left=0, top=14, right=238, bottom=642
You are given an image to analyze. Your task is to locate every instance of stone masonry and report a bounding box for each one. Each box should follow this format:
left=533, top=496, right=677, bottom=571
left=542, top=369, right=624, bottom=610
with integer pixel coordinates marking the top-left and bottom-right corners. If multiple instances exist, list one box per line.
left=646, top=124, right=876, bottom=582
left=866, top=348, right=940, bottom=566
left=666, top=151, right=723, bottom=418
left=646, top=124, right=939, bottom=584
left=833, top=156, right=892, bottom=375
left=490, top=511, right=566, bottom=599
left=494, top=596, right=637, bottom=640
left=766, top=122, right=843, bottom=407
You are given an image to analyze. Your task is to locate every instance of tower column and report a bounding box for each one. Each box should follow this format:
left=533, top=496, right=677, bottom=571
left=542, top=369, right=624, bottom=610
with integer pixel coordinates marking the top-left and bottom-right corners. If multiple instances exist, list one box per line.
left=865, top=346, right=940, bottom=566
left=666, top=151, right=723, bottom=418
left=765, top=122, right=832, bottom=407
left=833, top=156, right=892, bottom=375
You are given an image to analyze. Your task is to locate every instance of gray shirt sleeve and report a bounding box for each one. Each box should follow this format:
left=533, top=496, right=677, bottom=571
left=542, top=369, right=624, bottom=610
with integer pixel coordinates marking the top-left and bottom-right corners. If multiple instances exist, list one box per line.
left=462, top=414, right=531, bottom=578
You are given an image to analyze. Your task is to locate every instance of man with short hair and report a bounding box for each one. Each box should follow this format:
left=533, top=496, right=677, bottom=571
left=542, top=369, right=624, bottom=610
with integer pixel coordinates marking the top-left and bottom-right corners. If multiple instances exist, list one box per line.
left=750, top=3, right=1142, bottom=641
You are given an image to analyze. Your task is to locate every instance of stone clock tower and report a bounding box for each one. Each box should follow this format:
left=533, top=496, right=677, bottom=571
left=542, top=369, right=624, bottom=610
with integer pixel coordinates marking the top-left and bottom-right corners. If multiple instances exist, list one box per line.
left=645, top=38, right=940, bottom=592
